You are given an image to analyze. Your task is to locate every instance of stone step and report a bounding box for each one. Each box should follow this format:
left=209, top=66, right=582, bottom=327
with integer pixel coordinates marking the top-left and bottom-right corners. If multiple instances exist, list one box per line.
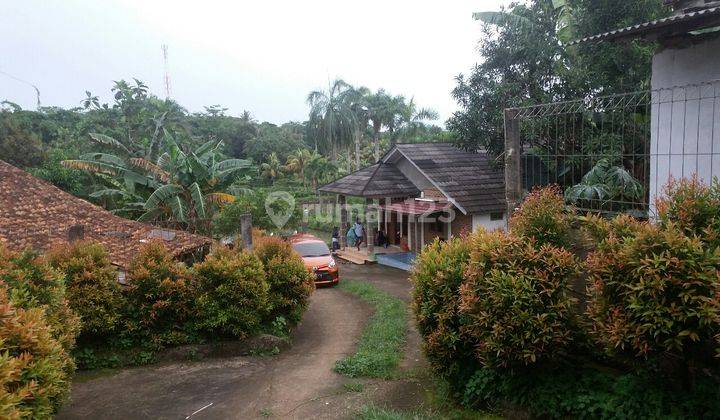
left=335, top=249, right=370, bottom=265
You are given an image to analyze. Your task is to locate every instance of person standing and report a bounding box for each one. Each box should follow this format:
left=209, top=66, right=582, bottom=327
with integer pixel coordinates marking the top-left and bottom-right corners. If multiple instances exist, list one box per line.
left=331, top=226, right=340, bottom=252
left=353, top=219, right=364, bottom=251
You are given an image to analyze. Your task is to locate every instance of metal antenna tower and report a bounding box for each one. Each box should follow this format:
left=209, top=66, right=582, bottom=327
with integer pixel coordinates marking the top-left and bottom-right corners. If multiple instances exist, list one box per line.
left=162, top=44, right=171, bottom=99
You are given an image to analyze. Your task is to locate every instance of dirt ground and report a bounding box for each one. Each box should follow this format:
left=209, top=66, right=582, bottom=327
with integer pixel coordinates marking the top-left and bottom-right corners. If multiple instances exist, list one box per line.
left=58, top=262, right=432, bottom=419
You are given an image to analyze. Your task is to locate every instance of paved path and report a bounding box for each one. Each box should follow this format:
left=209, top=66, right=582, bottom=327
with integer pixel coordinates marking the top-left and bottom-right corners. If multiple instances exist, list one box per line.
left=58, top=264, right=428, bottom=419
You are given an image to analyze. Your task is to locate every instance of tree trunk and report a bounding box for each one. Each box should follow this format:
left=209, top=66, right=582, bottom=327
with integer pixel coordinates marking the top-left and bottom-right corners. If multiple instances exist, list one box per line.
left=354, top=128, right=361, bottom=170
left=372, top=120, right=382, bottom=162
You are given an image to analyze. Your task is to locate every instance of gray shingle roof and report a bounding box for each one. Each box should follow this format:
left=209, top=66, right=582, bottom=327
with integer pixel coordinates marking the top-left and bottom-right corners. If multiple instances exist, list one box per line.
left=391, top=143, right=505, bottom=214
left=318, top=163, right=420, bottom=198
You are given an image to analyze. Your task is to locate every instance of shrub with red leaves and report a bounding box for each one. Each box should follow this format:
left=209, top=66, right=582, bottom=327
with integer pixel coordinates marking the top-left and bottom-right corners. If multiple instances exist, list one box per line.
left=509, top=185, right=572, bottom=248
left=586, top=217, right=720, bottom=364
left=459, top=229, right=580, bottom=369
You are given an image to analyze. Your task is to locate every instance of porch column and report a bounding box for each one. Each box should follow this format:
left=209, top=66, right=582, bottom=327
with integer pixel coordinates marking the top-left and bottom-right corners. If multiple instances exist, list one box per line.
left=420, top=216, right=424, bottom=251
left=366, top=197, right=375, bottom=256
left=339, top=195, right=348, bottom=249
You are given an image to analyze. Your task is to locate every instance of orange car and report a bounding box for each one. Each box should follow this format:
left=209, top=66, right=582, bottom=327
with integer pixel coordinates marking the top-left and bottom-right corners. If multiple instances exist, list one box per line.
left=288, top=233, right=339, bottom=286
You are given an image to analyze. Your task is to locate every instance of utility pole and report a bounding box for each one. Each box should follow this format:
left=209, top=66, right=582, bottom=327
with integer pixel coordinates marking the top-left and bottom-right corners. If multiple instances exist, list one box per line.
left=162, top=44, right=171, bottom=99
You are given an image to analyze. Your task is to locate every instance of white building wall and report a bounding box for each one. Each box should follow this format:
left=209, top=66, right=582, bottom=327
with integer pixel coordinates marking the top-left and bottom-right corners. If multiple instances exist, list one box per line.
left=650, top=37, right=720, bottom=215
left=472, top=212, right=507, bottom=232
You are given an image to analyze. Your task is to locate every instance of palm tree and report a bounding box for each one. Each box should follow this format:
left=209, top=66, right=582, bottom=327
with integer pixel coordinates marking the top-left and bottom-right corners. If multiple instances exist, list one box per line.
left=284, top=149, right=314, bottom=186
left=390, top=98, right=438, bottom=147
left=260, top=152, right=284, bottom=184
left=81, top=91, right=100, bottom=110
left=306, top=79, right=357, bottom=162
left=343, top=86, right=371, bottom=170
left=366, top=90, right=393, bottom=162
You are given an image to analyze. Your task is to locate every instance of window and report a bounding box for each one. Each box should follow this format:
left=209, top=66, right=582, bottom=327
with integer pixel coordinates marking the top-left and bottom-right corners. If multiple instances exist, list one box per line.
left=490, top=212, right=504, bottom=221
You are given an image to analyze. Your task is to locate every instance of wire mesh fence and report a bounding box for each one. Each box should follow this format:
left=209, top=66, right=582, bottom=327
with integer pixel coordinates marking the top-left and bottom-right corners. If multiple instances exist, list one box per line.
left=504, top=79, right=720, bottom=217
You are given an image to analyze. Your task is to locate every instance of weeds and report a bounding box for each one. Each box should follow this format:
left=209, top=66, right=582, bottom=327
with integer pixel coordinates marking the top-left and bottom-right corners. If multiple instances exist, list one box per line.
left=334, top=280, right=406, bottom=378
left=343, top=382, right=365, bottom=393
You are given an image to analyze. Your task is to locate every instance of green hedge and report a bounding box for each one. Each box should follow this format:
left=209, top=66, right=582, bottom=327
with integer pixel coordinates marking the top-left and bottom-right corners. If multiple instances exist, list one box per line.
left=411, top=184, right=720, bottom=418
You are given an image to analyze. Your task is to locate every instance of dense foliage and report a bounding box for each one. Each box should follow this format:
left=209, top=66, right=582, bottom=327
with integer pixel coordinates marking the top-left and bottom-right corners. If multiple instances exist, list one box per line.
left=587, top=218, right=720, bottom=365
left=254, top=236, right=315, bottom=323
left=508, top=185, right=572, bottom=247
left=411, top=237, right=474, bottom=385
left=413, top=180, right=720, bottom=417
left=0, top=246, right=80, bottom=354
left=123, top=242, right=199, bottom=347
left=47, top=242, right=125, bottom=343
left=460, top=230, right=579, bottom=368
left=448, top=0, right=665, bottom=155
left=194, top=248, right=270, bottom=339
left=656, top=176, right=720, bottom=250
left=0, top=283, right=74, bottom=418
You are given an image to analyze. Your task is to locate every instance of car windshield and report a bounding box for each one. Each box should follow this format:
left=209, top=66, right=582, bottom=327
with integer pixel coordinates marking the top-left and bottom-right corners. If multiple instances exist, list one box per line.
left=292, top=241, right=331, bottom=257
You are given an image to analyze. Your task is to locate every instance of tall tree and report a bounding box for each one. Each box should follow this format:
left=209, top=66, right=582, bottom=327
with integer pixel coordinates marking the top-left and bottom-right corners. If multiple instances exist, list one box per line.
left=449, top=0, right=666, bottom=155
left=306, top=79, right=357, bottom=162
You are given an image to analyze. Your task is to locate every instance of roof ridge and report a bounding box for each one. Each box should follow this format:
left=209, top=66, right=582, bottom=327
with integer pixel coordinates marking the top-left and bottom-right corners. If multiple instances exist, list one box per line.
left=359, top=162, right=384, bottom=196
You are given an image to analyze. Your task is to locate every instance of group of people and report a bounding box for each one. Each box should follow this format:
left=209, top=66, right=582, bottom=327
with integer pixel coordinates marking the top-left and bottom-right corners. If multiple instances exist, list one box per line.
left=331, top=220, right=389, bottom=252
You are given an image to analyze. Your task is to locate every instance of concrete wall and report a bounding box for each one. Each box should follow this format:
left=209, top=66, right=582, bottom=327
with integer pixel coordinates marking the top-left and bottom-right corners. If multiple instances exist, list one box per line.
left=472, top=212, right=507, bottom=232
left=650, top=37, right=720, bottom=215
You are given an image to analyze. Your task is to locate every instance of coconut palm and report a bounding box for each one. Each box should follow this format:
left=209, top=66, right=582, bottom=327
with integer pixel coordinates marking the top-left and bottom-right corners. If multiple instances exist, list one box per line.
left=343, top=86, right=370, bottom=169
left=306, top=79, right=357, bottom=162
left=366, top=90, right=394, bottom=161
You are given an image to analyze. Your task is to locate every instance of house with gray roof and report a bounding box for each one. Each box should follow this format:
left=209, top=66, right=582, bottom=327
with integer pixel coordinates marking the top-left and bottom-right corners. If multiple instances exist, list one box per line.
left=319, top=143, right=506, bottom=261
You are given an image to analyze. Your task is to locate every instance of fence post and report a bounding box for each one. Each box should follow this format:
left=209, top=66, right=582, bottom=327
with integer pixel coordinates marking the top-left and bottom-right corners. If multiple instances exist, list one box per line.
left=365, top=198, right=375, bottom=257
left=339, top=195, right=348, bottom=249
left=240, top=213, right=253, bottom=250
left=504, top=108, right=522, bottom=218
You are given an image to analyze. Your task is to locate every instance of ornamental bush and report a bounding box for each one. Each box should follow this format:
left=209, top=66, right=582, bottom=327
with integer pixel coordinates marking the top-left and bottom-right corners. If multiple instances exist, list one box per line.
left=586, top=219, right=720, bottom=364
left=0, top=245, right=80, bottom=354
left=509, top=185, right=572, bottom=248
left=656, top=176, right=720, bottom=250
left=124, top=242, right=199, bottom=347
left=253, top=236, right=314, bottom=323
left=47, top=242, right=125, bottom=343
left=0, top=282, right=73, bottom=418
left=459, top=230, right=580, bottom=368
left=194, top=248, right=270, bottom=339
left=411, top=237, right=475, bottom=387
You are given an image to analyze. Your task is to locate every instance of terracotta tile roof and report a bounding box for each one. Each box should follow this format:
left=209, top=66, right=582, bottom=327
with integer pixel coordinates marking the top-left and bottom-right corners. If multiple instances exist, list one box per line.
left=0, top=160, right=212, bottom=269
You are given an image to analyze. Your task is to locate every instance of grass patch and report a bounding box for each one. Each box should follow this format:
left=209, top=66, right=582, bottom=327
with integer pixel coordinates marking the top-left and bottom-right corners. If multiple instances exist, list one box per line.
left=334, top=280, right=407, bottom=378
left=356, top=403, right=500, bottom=420
left=356, top=404, right=432, bottom=419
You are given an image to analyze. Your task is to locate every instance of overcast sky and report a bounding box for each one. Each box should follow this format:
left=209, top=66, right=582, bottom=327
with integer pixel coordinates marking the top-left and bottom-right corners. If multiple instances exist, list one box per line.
left=1, top=0, right=507, bottom=125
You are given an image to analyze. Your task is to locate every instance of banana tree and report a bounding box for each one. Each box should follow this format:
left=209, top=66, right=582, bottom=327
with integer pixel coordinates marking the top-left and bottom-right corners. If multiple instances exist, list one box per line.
left=136, top=132, right=253, bottom=231
left=64, top=130, right=253, bottom=231
left=565, top=159, right=644, bottom=212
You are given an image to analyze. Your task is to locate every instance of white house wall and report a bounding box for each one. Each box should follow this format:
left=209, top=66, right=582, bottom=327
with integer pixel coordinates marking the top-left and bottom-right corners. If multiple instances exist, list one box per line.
left=650, top=37, right=720, bottom=215
left=472, top=213, right=507, bottom=232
